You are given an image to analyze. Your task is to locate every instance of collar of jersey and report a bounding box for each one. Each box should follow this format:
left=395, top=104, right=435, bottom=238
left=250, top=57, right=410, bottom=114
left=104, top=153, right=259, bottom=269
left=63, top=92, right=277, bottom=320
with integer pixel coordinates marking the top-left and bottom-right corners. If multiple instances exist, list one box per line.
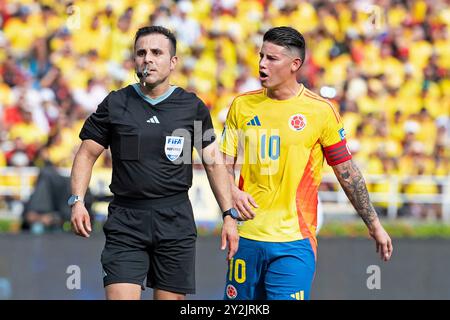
left=132, top=83, right=178, bottom=105
left=263, top=83, right=305, bottom=103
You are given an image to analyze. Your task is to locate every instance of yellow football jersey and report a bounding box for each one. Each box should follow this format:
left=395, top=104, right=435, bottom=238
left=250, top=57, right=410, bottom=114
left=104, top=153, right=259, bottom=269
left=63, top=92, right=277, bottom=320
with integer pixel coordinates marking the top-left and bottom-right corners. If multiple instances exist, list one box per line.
left=220, top=85, right=351, bottom=247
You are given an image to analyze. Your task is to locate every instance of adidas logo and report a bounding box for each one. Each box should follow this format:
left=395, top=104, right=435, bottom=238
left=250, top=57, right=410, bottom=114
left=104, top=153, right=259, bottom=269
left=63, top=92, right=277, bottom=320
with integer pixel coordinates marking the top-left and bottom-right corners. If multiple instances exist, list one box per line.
left=146, top=116, right=160, bottom=124
left=290, top=290, right=305, bottom=300
left=246, top=116, right=261, bottom=126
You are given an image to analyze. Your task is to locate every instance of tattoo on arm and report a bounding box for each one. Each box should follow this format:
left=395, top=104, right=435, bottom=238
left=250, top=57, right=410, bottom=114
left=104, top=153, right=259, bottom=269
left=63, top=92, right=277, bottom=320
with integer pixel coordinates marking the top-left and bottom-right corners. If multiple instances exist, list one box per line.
left=333, top=160, right=377, bottom=227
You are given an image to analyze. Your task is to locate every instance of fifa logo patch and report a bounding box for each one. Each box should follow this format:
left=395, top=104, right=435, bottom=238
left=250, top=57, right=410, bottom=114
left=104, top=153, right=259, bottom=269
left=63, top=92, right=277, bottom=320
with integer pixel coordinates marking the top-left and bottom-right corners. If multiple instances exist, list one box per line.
left=289, top=114, right=307, bottom=131
left=226, top=284, right=237, bottom=299
left=338, top=128, right=346, bottom=140
left=165, top=136, right=184, bottom=161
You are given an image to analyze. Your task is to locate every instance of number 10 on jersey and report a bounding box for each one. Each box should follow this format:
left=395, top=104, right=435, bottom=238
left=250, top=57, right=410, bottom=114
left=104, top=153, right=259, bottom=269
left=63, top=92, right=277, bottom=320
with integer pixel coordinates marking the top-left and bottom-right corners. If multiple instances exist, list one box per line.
left=260, top=134, right=280, bottom=160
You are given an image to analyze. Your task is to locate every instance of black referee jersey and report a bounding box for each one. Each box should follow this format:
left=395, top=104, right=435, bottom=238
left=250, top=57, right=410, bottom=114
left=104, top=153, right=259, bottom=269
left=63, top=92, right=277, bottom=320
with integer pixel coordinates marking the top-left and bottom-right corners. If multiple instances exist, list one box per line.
left=79, top=84, right=216, bottom=199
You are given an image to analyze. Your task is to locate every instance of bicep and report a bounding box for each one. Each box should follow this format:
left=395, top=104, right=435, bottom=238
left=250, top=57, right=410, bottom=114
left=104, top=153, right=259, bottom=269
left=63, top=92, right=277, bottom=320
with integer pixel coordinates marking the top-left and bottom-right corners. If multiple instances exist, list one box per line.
left=78, top=139, right=105, bottom=161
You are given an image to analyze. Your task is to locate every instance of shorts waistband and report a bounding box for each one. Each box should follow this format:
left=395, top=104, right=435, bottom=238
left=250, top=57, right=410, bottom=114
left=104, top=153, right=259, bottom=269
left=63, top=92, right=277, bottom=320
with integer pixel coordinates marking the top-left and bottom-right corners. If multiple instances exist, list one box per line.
left=111, top=192, right=189, bottom=210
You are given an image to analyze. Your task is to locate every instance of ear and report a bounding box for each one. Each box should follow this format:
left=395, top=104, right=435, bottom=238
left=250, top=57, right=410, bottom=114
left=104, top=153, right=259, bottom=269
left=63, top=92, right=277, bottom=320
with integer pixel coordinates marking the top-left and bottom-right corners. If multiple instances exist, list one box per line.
left=170, top=55, right=178, bottom=71
left=291, top=58, right=302, bottom=73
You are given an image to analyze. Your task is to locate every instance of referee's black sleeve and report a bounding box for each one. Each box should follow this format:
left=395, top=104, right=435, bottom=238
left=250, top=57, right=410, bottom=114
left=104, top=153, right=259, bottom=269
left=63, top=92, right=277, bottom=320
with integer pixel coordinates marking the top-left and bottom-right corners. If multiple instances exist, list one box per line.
left=79, top=94, right=111, bottom=148
left=194, top=100, right=216, bottom=151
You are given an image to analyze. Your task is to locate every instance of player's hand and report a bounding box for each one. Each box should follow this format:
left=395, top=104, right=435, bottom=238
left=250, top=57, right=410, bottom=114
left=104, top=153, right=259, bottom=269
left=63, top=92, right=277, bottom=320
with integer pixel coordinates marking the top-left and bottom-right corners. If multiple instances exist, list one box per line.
left=231, top=188, right=258, bottom=221
left=71, top=202, right=92, bottom=238
left=221, top=216, right=239, bottom=261
left=369, top=221, right=393, bottom=261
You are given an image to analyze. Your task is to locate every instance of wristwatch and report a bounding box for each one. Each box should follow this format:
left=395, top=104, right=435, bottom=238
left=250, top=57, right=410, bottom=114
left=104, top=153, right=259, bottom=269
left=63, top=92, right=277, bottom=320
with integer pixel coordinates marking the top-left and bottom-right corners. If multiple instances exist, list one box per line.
left=222, top=208, right=239, bottom=220
left=67, top=195, right=84, bottom=207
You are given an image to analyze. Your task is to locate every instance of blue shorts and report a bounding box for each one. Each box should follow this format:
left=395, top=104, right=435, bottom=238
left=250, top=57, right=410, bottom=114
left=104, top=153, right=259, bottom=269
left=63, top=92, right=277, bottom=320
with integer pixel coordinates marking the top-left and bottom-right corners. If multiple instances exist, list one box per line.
left=224, top=237, right=316, bottom=300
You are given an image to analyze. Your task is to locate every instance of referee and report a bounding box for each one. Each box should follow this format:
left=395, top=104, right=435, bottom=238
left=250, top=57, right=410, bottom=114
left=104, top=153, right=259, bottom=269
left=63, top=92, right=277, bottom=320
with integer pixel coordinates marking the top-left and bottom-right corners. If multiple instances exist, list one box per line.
left=69, top=26, right=239, bottom=300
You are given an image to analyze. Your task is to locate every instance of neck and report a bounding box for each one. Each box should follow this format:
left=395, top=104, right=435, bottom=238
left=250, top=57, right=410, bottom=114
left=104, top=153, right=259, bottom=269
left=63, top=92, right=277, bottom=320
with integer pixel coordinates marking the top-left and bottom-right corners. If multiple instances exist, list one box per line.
left=140, top=80, right=170, bottom=99
left=266, top=81, right=302, bottom=100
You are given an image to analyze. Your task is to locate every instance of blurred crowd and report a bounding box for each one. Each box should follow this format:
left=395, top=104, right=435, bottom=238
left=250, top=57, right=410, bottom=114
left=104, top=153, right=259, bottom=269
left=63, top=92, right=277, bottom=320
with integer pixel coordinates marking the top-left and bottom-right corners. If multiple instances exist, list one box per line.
left=0, top=0, right=449, bottom=221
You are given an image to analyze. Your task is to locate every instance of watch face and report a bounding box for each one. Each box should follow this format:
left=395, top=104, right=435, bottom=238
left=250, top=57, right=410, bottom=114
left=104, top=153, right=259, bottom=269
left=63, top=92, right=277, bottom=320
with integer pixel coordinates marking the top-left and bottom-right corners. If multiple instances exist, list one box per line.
left=68, top=195, right=75, bottom=206
left=223, top=208, right=240, bottom=220
left=230, top=208, right=239, bottom=219
left=68, top=195, right=79, bottom=206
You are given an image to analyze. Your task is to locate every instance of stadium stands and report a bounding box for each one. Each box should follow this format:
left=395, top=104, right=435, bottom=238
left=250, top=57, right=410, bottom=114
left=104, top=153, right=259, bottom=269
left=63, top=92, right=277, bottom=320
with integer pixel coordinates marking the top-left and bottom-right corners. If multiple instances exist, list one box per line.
left=0, top=0, right=448, bottom=226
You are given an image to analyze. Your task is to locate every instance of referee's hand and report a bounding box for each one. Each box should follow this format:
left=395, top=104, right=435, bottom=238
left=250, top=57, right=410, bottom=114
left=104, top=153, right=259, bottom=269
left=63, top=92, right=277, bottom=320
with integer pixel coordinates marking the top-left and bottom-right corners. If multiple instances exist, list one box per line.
left=71, top=203, right=92, bottom=238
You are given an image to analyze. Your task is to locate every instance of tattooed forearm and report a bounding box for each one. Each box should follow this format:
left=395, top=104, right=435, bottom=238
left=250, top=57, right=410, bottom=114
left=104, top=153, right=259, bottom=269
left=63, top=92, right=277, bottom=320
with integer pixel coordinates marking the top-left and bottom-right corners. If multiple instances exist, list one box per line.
left=332, top=160, right=378, bottom=227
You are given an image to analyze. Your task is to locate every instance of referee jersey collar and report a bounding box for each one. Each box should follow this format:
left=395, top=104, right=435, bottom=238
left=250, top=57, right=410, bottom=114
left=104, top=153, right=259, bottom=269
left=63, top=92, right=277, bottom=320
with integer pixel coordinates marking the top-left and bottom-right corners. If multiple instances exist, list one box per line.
left=132, top=83, right=178, bottom=105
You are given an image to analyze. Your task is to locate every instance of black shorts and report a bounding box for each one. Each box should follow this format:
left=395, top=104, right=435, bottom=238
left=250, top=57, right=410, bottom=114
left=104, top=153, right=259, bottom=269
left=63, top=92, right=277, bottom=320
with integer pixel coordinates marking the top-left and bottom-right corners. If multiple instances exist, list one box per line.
left=101, top=192, right=197, bottom=294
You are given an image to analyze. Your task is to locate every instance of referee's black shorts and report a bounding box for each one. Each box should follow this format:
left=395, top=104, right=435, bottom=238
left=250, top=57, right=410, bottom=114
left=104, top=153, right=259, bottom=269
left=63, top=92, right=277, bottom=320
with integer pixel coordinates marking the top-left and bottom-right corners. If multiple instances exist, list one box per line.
left=101, top=192, right=197, bottom=294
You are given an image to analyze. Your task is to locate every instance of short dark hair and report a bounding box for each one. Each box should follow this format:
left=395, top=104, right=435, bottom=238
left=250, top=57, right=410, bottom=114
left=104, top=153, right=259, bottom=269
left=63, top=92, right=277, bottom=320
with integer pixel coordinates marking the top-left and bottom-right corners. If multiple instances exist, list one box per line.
left=134, top=26, right=177, bottom=56
left=263, top=26, right=306, bottom=66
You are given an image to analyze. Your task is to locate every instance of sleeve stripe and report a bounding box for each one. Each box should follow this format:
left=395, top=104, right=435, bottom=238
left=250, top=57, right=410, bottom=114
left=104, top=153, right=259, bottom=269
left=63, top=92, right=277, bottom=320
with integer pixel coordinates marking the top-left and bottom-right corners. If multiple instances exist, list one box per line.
left=323, top=139, right=352, bottom=166
left=328, top=153, right=351, bottom=162
left=327, top=145, right=347, bottom=154
left=327, top=150, right=349, bottom=159
left=323, top=139, right=347, bottom=152
left=328, top=150, right=347, bottom=157
left=327, top=154, right=352, bottom=166
left=326, top=145, right=347, bottom=155
left=229, top=89, right=264, bottom=106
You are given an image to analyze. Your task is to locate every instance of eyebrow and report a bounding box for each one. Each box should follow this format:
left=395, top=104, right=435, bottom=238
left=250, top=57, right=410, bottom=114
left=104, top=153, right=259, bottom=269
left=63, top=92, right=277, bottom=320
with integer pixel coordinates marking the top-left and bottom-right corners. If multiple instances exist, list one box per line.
left=259, top=52, right=279, bottom=58
left=136, top=48, right=164, bottom=54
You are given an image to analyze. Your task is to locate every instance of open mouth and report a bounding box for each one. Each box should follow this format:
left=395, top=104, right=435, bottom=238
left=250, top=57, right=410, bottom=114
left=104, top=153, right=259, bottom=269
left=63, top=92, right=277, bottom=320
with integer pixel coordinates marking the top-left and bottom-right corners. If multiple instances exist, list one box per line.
left=259, top=70, right=268, bottom=81
left=142, top=68, right=156, bottom=77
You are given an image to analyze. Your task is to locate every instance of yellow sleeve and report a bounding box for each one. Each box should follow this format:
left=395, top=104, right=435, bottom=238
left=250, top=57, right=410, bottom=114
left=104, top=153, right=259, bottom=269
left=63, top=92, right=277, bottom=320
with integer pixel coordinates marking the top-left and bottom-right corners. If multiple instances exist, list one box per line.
left=319, top=102, right=345, bottom=147
left=219, top=99, right=239, bottom=157
left=319, top=103, right=352, bottom=166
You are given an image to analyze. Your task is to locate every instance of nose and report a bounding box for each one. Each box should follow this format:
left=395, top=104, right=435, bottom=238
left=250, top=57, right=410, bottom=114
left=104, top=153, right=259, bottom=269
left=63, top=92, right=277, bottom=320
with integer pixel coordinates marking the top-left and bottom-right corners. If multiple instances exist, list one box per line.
left=144, top=52, right=154, bottom=64
left=259, top=56, right=267, bottom=69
